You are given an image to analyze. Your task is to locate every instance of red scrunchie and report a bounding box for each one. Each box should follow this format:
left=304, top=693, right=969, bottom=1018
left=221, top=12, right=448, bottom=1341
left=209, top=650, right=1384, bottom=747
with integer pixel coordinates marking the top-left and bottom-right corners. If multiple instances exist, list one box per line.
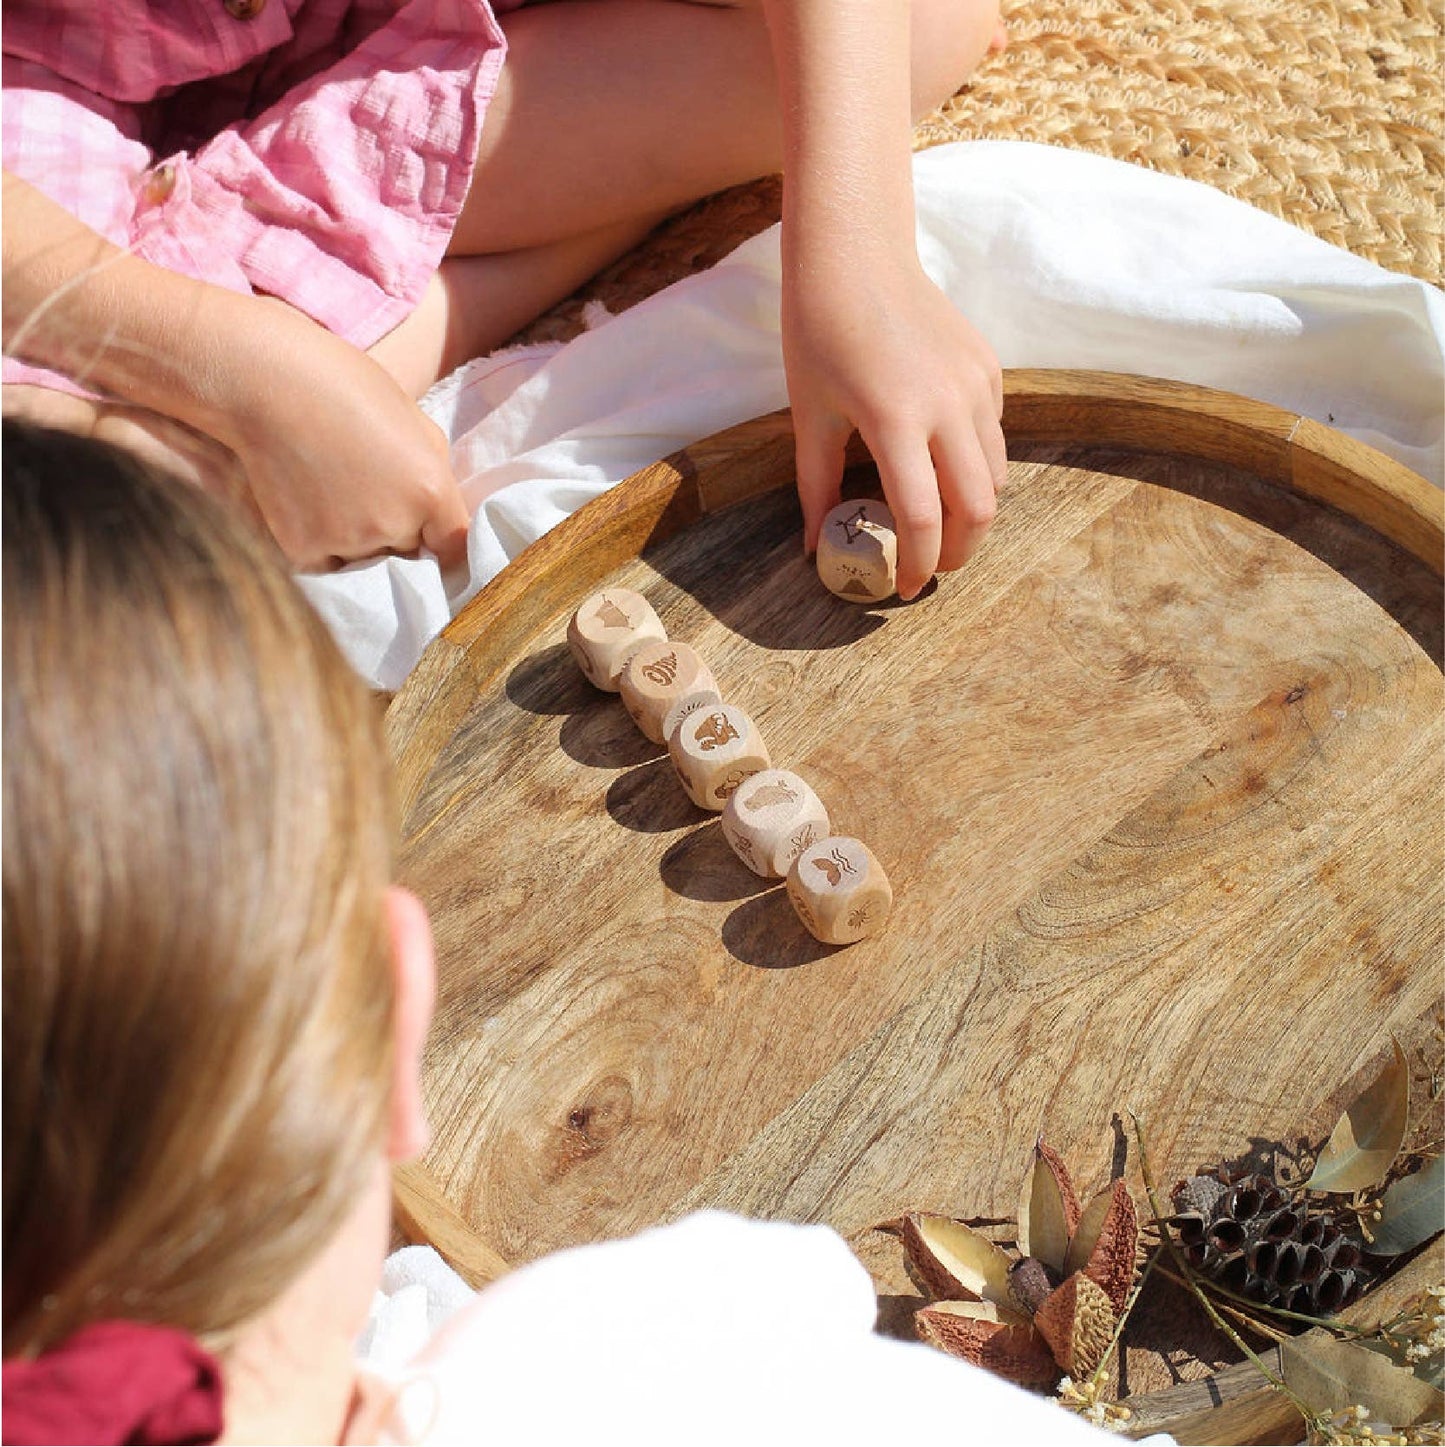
left=3, top=1320, right=223, bottom=1445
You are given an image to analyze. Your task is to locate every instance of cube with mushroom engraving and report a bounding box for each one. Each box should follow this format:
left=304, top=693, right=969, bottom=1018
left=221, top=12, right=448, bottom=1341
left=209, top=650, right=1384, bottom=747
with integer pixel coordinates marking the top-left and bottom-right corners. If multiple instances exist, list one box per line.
left=618, top=640, right=718, bottom=745
left=567, top=588, right=667, bottom=691
left=786, top=836, right=893, bottom=944
left=816, top=498, right=898, bottom=603
left=721, top=769, right=831, bottom=878
left=667, top=703, right=770, bottom=811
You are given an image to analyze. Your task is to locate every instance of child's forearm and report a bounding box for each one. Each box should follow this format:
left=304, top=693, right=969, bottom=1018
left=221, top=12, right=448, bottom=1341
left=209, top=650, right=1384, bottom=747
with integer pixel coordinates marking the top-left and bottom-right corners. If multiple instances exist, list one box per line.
left=758, top=0, right=919, bottom=272
left=2, top=171, right=280, bottom=446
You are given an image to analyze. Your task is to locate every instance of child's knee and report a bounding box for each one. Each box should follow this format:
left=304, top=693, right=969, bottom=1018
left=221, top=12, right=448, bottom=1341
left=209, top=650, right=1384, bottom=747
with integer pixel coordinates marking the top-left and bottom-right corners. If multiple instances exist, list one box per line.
left=908, top=0, right=1005, bottom=120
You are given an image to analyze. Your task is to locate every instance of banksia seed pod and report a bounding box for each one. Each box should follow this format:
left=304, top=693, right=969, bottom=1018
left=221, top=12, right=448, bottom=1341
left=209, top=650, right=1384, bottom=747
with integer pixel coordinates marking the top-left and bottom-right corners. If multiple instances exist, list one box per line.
left=914, top=1301, right=1061, bottom=1385
left=1168, top=1171, right=1367, bottom=1315
left=1032, top=1272, right=1117, bottom=1376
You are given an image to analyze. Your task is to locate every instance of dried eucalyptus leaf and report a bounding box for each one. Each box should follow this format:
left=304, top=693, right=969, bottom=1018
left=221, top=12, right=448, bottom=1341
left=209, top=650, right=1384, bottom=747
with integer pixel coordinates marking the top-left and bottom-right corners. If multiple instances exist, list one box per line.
left=1305, top=1040, right=1410, bottom=1194
left=1016, top=1140, right=1079, bottom=1273
left=1354, top=1335, right=1445, bottom=1392
left=1280, top=1330, right=1442, bottom=1427
left=1369, top=1154, right=1445, bottom=1259
left=902, top=1214, right=1016, bottom=1307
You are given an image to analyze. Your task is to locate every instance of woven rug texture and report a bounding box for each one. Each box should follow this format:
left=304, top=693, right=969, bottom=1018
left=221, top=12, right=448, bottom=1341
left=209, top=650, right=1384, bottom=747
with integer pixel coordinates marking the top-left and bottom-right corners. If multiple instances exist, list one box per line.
left=518, top=0, right=1442, bottom=345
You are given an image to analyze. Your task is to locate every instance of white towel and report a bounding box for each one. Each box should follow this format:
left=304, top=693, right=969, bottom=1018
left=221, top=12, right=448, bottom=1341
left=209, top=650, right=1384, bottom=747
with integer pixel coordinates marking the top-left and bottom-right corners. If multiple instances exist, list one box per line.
left=301, top=139, right=1445, bottom=691
left=359, top=1212, right=1175, bottom=1444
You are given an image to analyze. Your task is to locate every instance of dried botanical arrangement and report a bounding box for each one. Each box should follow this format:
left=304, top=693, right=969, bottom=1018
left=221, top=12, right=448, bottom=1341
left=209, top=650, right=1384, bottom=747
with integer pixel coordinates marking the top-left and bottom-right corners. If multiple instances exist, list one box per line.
left=891, top=1036, right=1443, bottom=1444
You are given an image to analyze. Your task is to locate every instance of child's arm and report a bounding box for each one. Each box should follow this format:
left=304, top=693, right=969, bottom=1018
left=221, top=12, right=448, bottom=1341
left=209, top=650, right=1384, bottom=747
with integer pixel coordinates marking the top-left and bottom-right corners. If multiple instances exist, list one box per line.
left=2, top=172, right=469, bottom=568
left=758, top=0, right=1006, bottom=600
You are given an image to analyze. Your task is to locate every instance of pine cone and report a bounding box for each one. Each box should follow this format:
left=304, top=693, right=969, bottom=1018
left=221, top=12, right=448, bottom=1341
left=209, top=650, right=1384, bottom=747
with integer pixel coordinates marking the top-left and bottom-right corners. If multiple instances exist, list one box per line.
left=1168, top=1172, right=1366, bottom=1316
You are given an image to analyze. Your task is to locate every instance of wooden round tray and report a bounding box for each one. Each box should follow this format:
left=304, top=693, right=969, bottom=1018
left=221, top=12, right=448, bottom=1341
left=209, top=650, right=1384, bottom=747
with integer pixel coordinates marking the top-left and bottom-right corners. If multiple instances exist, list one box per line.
left=387, top=372, right=1444, bottom=1311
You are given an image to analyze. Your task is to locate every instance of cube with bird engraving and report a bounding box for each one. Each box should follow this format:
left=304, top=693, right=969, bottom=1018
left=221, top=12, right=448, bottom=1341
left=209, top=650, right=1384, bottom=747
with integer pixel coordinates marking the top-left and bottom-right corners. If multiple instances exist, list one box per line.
left=618, top=640, right=719, bottom=745
left=721, top=769, right=831, bottom=878
left=786, top=836, right=893, bottom=944
left=816, top=498, right=898, bottom=603
left=667, top=702, right=770, bottom=811
left=567, top=588, right=667, bottom=691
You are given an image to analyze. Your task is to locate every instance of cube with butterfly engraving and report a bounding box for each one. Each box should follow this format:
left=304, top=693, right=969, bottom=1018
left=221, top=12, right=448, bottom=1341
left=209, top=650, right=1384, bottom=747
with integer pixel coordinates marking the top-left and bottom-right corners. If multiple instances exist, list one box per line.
left=721, top=769, right=831, bottom=878
left=567, top=588, right=667, bottom=691
left=816, top=498, right=898, bottom=603
left=668, top=702, right=770, bottom=811
left=786, top=836, right=893, bottom=945
left=618, top=640, right=719, bottom=745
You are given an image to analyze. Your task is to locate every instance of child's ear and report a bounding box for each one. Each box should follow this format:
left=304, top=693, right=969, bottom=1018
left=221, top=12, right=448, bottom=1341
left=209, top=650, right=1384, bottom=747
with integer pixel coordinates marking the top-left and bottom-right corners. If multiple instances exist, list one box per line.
left=383, top=885, right=436, bottom=1163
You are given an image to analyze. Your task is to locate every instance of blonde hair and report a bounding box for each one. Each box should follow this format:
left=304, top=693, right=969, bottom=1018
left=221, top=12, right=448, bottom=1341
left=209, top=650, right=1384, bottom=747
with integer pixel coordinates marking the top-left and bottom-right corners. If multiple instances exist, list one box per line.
left=2, top=421, right=397, bottom=1357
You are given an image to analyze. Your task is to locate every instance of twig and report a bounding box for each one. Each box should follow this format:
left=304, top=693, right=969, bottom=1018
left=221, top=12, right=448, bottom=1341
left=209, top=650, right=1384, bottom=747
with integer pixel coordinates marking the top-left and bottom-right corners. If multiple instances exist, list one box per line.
left=1152, top=1265, right=1291, bottom=1342
left=1129, top=1110, right=1326, bottom=1432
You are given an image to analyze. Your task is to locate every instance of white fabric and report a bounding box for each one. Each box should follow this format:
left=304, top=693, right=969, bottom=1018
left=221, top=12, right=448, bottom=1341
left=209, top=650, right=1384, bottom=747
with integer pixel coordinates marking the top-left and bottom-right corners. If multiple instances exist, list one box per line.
left=301, top=138, right=1445, bottom=692
left=359, top=1211, right=1161, bottom=1445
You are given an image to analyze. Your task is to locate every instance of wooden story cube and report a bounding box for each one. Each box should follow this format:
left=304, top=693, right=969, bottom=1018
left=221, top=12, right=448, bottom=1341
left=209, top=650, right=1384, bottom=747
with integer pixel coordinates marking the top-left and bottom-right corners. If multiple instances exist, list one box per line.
left=661, top=686, right=724, bottom=746
left=721, top=769, right=831, bottom=878
left=567, top=588, right=667, bottom=691
left=816, top=498, right=898, bottom=603
left=618, top=640, right=719, bottom=745
left=667, top=702, right=771, bottom=811
left=786, top=836, right=893, bottom=945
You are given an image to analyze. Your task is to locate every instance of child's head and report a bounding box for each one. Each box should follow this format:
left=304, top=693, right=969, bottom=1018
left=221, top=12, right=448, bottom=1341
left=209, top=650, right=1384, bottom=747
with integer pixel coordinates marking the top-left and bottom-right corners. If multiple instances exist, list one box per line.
left=2, top=421, right=429, bottom=1362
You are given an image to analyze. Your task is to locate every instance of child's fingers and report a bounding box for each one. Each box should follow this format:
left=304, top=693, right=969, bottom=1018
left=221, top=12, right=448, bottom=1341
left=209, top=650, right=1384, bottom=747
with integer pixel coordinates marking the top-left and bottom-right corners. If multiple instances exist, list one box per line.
left=933, top=421, right=999, bottom=573
left=873, top=429, right=944, bottom=601
left=794, top=412, right=851, bottom=555
left=421, top=481, right=472, bottom=571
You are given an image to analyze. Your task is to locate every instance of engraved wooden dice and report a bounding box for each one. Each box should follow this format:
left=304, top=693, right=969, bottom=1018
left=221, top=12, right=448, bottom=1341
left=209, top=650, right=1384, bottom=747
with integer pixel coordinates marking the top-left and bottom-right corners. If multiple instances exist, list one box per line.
left=661, top=686, right=724, bottom=746
left=786, top=836, right=893, bottom=944
left=668, top=702, right=770, bottom=811
left=618, top=640, right=719, bottom=745
left=816, top=498, right=898, bottom=603
left=567, top=587, right=667, bottom=691
left=721, top=769, right=831, bottom=878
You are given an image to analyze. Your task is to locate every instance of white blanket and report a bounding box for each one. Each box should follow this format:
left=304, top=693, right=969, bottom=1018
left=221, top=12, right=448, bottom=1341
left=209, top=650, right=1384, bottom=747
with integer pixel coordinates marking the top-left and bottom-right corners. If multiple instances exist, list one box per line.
left=358, top=1212, right=1172, bottom=1444
left=301, top=139, right=1445, bottom=691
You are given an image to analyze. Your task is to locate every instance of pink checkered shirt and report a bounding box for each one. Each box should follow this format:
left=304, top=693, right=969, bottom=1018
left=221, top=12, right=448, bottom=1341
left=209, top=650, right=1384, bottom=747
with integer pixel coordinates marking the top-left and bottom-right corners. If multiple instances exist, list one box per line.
left=3, top=0, right=515, bottom=392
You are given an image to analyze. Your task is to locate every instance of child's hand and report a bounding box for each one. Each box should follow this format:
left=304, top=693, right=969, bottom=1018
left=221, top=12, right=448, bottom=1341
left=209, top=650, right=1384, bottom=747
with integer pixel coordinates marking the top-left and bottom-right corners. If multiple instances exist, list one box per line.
left=784, top=253, right=1006, bottom=601
left=215, top=303, right=469, bottom=571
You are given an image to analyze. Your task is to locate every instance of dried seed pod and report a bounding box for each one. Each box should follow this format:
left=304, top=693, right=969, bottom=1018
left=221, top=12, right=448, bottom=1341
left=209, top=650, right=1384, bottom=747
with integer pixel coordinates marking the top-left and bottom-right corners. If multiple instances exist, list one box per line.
left=1032, top=1272, right=1117, bottom=1376
left=1017, top=1138, right=1082, bottom=1273
left=900, top=1214, right=1015, bottom=1306
left=914, top=1301, right=1059, bottom=1386
left=1068, top=1180, right=1139, bottom=1316
left=1166, top=1166, right=1370, bottom=1317
left=1007, top=1256, right=1059, bottom=1316
left=1172, top=1175, right=1230, bottom=1220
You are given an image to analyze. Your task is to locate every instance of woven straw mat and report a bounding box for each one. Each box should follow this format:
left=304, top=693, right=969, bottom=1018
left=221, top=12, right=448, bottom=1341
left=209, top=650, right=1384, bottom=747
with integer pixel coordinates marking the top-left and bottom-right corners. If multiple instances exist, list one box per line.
left=517, top=0, right=1442, bottom=345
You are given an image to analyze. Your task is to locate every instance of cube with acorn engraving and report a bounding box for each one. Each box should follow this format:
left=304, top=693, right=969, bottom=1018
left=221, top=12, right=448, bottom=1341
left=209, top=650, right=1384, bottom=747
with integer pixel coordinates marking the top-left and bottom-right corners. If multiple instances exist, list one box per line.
left=786, top=836, right=893, bottom=944
left=567, top=588, right=667, bottom=691
left=618, top=640, right=719, bottom=745
left=668, top=702, right=770, bottom=811
left=816, top=498, right=898, bottom=603
left=721, top=769, right=831, bottom=878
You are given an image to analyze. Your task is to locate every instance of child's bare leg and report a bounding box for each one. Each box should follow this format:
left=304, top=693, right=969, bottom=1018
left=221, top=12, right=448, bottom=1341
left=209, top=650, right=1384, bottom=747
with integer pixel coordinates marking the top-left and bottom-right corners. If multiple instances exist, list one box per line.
left=371, top=0, right=998, bottom=394
left=369, top=216, right=667, bottom=397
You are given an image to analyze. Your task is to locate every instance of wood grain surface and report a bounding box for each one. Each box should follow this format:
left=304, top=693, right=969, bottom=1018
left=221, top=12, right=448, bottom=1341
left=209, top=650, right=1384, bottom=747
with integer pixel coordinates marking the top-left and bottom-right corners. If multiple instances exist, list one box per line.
left=388, top=375, right=1444, bottom=1391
